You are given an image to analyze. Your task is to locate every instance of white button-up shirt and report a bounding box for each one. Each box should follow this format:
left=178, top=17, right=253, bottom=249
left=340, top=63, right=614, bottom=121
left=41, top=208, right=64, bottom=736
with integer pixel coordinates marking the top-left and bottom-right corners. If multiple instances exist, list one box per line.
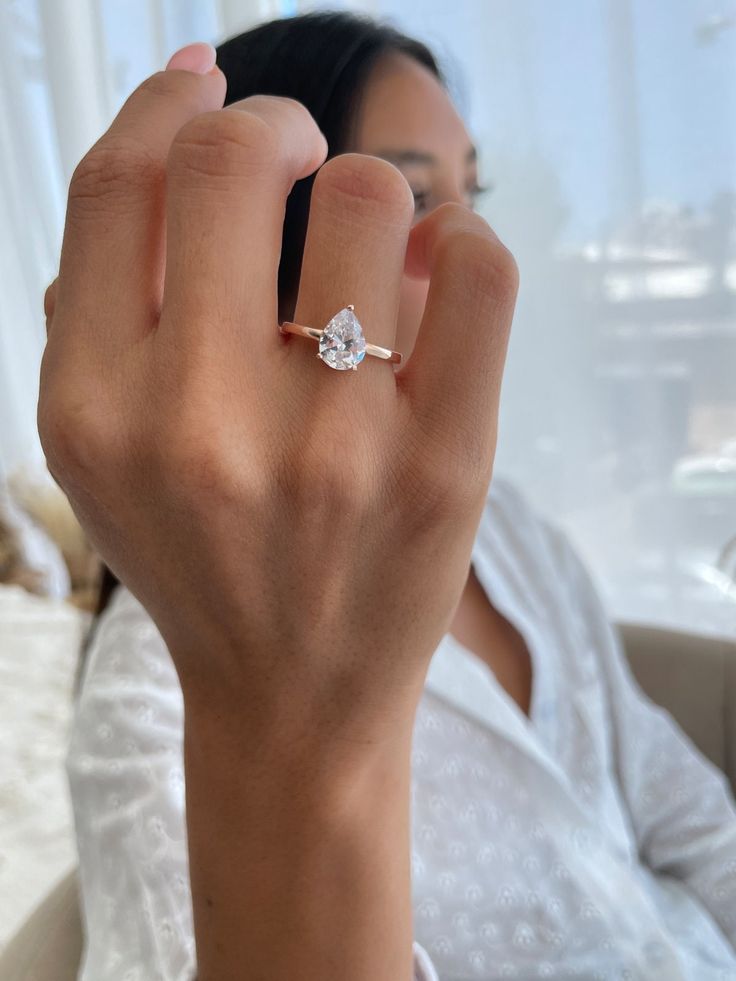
left=66, top=475, right=736, bottom=980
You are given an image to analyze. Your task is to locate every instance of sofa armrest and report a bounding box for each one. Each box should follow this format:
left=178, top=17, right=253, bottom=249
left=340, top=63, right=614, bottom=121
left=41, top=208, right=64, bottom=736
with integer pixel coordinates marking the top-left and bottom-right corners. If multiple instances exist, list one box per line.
left=0, top=866, right=81, bottom=981
left=616, top=621, right=736, bottom=797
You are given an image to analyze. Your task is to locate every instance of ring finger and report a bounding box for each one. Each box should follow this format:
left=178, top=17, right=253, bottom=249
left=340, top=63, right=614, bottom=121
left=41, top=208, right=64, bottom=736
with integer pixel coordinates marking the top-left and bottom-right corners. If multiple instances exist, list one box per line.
left=286, top=152, right=414, bottom=401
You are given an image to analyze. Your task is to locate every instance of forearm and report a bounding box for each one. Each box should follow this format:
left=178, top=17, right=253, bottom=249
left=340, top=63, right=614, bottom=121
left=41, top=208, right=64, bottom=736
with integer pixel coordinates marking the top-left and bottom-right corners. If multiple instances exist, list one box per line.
left=183, top=699, right=417, bottom=981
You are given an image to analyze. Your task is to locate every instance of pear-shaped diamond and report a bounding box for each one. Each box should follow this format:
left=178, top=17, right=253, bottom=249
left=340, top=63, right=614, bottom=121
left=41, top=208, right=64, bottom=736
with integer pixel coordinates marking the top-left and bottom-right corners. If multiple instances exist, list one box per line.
left=318, top=306, right=367, bottom=371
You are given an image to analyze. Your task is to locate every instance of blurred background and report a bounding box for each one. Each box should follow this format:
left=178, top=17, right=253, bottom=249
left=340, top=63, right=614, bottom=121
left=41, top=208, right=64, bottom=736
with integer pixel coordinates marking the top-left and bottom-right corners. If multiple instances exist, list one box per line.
left=0, top=0, right=734, bottom=952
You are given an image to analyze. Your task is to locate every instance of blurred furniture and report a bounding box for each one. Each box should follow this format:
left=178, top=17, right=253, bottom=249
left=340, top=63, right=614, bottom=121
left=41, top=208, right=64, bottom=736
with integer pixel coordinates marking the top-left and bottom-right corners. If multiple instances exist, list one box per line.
left=2, top=620, right=735, bottom=981
left=618, top=622, right=736, bottom=789
left=0, top=586, right=88, bottom=958
left=0, top=868, right=82, bottom=981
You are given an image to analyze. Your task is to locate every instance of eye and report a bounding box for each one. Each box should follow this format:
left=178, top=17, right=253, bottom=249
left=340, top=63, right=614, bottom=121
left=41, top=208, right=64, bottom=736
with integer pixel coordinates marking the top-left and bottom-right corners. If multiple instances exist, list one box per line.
left=411, top=182, right=494, bottom=214
left=467, top=181, right=493, bottom=203
left=411, top=188, right=430, bottom=211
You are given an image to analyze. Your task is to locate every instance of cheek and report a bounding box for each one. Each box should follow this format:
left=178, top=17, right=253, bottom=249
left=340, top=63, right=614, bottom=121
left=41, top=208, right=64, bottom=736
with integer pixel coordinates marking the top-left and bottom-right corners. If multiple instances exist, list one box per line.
left=396, top=274, right=430, bottom=357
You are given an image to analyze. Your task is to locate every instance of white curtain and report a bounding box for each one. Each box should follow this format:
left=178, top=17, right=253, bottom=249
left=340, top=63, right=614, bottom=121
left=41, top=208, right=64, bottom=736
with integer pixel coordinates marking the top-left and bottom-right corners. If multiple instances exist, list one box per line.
left=0, top=0, right=283, bottom=480
left=1, top=0, right=734, bottom=636
left=367, top=0, right=736, bottom=638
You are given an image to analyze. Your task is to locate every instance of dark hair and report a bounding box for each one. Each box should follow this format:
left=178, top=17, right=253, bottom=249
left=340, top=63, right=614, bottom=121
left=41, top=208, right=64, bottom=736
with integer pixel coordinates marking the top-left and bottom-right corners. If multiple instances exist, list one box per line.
left=77, top=10, right=446, bottom=695
left=217, top=10, right=444, bottom=318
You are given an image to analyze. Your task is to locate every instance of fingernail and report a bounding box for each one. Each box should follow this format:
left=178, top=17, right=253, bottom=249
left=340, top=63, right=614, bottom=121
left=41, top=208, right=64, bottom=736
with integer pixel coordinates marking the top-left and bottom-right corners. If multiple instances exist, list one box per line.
left=165, top=42, right=217, bottom=74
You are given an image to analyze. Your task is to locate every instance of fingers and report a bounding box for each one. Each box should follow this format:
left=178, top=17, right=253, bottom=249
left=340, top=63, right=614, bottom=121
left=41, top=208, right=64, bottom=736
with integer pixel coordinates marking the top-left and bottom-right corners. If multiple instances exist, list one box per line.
left=158, top=95, right=328, bottom=360
left=287, top=152, right=414, bottom=395
left=395, top=203, right=519, bottom=479
left=54, top=59, right=226, bottom=356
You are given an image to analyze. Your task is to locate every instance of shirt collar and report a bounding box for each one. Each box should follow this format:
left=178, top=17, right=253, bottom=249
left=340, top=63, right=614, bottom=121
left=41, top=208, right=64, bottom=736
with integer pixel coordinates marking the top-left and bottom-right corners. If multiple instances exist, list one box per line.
left=421, top=486, right=570, bottom=788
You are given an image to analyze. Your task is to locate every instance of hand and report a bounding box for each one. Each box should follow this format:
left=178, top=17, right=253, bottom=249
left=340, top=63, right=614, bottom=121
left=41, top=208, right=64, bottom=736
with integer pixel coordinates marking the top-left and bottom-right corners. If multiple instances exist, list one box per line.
left=39, top=58, right=518, bottom=761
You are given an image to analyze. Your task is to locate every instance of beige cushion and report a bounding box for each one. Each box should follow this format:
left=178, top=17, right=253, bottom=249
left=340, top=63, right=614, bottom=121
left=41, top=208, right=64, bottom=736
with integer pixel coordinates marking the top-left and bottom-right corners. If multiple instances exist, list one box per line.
left=2, top=621, right=735, bottom=981
left=618, top=622, right=736, bottom=792
left=0, top=868, right=82, bottom=981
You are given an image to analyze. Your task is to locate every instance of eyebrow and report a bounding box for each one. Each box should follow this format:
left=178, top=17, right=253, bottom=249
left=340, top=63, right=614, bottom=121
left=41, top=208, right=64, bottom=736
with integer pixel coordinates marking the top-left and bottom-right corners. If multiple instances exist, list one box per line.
left=372, top=145, right=477, bottom=167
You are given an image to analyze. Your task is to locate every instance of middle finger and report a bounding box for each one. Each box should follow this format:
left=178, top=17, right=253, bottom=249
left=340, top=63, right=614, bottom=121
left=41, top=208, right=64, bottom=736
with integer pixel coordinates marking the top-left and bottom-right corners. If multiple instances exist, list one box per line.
left=159, top=95, right=328, bottom=363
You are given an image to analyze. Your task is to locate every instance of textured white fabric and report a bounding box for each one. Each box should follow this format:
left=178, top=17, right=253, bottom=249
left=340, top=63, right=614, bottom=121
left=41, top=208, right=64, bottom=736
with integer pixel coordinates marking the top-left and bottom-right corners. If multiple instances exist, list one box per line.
left=0, top=585, right=87, bottom=950
left=66, top=474, right=736, bottom=981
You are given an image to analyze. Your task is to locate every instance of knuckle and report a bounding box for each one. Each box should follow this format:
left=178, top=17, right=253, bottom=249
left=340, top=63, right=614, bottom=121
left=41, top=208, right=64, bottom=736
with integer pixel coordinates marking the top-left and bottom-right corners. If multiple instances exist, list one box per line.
left=238, top=93, right=314, bottom=128
left=397, top=426, right=485, bottom=526
left=164, top=425, right=246, bottom=510
left=38, top=349, right=123, bottom=488
left=276, top=440, right=374, bottom=521
left=315, top=152, right=415, bottom=223
left=289, top=456, right=351, bottom=512
left=443, top=224, right=519, bottom=304
left=69, top=137, right=163, bottom=214
left=169, top=108, right=280, bottom=181
left=38, top=394, right=105, bottom=487
left=136, top=68, right=190, bottom=102
left=410, top=464, right=480, bottom=525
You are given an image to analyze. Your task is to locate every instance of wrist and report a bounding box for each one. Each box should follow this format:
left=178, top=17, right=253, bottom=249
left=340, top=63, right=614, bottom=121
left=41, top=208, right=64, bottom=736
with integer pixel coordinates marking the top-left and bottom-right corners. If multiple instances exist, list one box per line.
left=183, top=691, right=415, bottom=815
left=178, top=647, right=422, bottom=803
left=183, top=705, right=416, bottom=981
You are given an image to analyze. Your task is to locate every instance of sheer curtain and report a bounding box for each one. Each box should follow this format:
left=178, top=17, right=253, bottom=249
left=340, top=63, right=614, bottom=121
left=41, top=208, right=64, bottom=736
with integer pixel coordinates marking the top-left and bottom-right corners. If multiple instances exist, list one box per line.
left=0, top=0, right=281, bottom=480
left=1, top=0, right=734, bottom=636
left=360, top=0, right=736, bottom=637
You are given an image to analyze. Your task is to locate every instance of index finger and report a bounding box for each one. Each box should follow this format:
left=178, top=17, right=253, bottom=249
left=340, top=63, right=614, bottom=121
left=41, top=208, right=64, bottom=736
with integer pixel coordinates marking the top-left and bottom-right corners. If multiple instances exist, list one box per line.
left=158, top=95, right=328, bottom=361
left=53, top=49, right=226, bottom=358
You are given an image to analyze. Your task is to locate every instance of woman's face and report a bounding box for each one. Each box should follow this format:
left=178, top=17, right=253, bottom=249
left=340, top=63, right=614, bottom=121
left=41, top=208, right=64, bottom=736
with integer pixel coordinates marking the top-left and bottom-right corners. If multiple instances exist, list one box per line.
left=352, top=52, right=486, bottom=359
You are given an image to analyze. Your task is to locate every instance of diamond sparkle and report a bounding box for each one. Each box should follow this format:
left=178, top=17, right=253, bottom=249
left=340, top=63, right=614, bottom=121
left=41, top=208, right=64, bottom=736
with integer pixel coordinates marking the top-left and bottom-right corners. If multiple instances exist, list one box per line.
left=317, top=306, right=367, bottom=371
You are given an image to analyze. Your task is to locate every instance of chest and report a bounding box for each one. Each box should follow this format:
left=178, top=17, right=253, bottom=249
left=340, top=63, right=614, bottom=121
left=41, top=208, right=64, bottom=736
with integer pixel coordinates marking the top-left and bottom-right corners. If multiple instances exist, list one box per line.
left=449, top=563, right=533, bottom=716
left=409, top=694, right=644, bottom=978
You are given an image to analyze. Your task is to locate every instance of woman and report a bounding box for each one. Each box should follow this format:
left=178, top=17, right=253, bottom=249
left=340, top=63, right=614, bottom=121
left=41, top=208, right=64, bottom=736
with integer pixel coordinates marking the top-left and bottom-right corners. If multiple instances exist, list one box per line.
left=43, top=11, right=736, bottom=981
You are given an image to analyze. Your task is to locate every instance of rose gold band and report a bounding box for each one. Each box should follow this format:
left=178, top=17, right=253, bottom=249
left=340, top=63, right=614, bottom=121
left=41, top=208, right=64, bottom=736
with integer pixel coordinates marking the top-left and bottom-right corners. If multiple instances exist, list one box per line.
left=279, top=321, right=403, bottom=365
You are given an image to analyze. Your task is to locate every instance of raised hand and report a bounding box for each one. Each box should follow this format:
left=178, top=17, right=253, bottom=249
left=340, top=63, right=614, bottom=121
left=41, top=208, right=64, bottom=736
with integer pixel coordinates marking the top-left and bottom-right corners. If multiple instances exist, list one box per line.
left=39, top=43, right=518, bottom=980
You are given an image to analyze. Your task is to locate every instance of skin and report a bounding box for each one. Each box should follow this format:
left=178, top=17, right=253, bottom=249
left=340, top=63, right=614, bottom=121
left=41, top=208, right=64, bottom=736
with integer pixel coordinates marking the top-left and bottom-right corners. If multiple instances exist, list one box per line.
left=40, top=40, right=519, bottom=981
left=355, top=52, right=533, bottom=715
left=353, top=51, right=480, bottom=358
